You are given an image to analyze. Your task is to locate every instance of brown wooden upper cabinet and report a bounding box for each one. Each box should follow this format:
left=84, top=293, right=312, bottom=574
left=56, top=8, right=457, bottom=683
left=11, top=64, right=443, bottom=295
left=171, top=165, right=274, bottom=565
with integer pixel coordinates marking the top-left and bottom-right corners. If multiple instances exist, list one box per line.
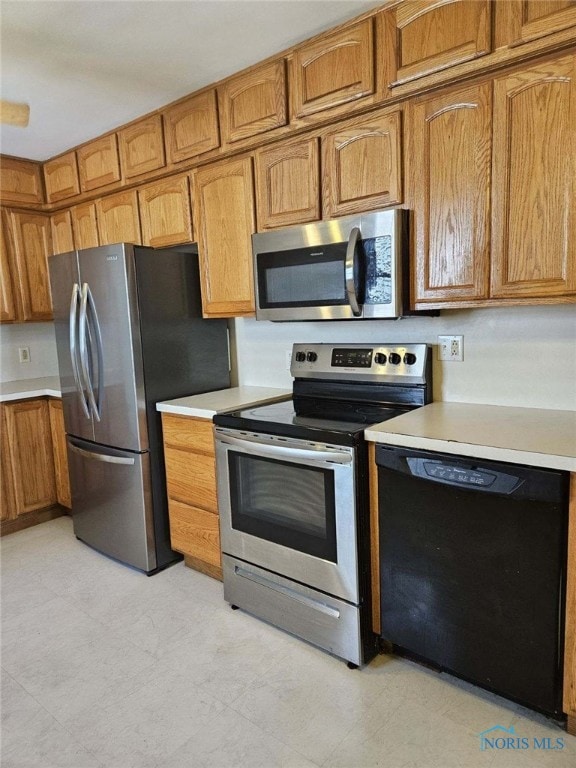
left=71, top=202, right=99, bottom=250
left=97, top=191, right=141, bottom=245
left=322, top=108, right=402, bottom=219
left=77, top=134, right=121, bottom=192
left=7, top=210, right=53, bottom=321
left=495, top=0, right=576, bottom=48
left=43, top=151, right=80, bottom=203
left=409, top=82, right=492, bottom=306
left=51, top=210, right=75, bottom=255
left=0, top=213, right=18, bottom=322
left=118, top=115, right=166, bottom=179
left=0, top=157, right=43, bottom=206
left=379, top=0, right=492, bottom=93
left=138, top=175, right=193, bottom=248
left=291, top=19, right=374, bottom=119
left=219, top=59, right=287, bottom=144
left=164, top=90, right=220, bottom=163
left=255, top=136, right=320, bottom=229
left=491, top=54, right=576, bottom=300
left=192, top=155, right=256, bottom=317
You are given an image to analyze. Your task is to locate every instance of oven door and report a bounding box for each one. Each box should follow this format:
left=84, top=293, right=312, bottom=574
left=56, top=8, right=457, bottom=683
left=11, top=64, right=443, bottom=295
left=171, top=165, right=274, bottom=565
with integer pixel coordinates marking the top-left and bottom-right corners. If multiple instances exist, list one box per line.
left=215, top=427, right=359, bottom=603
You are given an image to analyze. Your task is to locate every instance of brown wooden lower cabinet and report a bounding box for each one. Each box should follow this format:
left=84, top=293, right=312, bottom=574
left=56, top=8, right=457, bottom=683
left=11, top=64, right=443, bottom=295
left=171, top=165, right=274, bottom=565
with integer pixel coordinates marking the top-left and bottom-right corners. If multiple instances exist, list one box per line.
left=48, top=399, right=72, bottom=509
left=161, top=412, right=222, bottom=579
left=1, top=398, right=66, bottom=534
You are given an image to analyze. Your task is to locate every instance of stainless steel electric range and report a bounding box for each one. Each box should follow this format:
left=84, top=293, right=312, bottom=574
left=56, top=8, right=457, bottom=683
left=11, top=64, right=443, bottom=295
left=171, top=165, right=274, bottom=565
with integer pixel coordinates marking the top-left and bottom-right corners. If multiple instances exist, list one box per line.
left=214, top=342, right=432, bottom=667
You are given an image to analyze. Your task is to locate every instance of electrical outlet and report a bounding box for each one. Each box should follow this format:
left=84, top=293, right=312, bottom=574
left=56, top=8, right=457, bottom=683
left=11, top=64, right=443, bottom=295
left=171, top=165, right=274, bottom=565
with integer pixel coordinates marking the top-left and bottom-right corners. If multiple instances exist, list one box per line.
left=18, top=346, right=31, bottom=363
left=437, top=335, right=463, bottom=362
left=285, top=350, right=293, bottom=370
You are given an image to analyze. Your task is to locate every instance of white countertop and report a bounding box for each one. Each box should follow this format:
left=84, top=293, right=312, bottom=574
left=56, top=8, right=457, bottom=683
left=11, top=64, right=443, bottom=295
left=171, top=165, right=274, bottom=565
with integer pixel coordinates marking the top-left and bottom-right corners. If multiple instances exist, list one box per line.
left=0, top=377, right=62, bottom=402
left=156, top=386, right=291, bottom=418
left=365, top=402, right=576, bottom=472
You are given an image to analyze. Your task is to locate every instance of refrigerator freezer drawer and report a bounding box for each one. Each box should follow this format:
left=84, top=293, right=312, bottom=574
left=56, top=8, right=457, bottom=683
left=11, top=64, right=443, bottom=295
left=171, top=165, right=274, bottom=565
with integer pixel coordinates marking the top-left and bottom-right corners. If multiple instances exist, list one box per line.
left=67, top=436, right=156, bottom=572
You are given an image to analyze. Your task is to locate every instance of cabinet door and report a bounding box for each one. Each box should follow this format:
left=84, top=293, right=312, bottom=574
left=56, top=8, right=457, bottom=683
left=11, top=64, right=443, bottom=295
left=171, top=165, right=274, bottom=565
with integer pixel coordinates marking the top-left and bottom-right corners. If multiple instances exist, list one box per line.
left=118, top=115, right=165, bottom=179
left=9, top=211, right=53, bottom=321
left=0, top=406, right=16, bottom=521
left=322, top=109, right=402, bottom=218
left=0, top=157, right=43, bottom=206
left=491, top=55, right=576, bottom=299
left=96, top=191, right=141, bottom=245
left=138, top=175, right=193, bottom=247
left=0, top=213, right=18, bottom=322
left=379, top=1, right=492, bottom=90
left=48, top=399, right=71, bottom=509
left=77, top=134, right=121, bottom=192
left=219, top=59, right=287, bottom=144
left=291, top=19, right=374, bottom=118
left=255, top=136, right=320, bottom=229
left=3, top=400, right=57, bottom=516
left=43, top=151, right=80, bottom=203
left=410, top=83, right=491, bottom=305
left=164, top=90, right=220, bottom=163
left=71, top=202, right=99, bottom=250
left=192, top=156, right=256, bottom=317
left=51, top=210, right=75, bottom=255
left=495, top=0, right=576, bottom=47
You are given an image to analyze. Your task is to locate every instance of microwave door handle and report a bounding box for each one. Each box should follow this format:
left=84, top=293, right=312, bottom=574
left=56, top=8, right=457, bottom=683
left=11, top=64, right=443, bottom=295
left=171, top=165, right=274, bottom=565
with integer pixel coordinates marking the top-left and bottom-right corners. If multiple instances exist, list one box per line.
left=345, top=226, right=362, bottom=317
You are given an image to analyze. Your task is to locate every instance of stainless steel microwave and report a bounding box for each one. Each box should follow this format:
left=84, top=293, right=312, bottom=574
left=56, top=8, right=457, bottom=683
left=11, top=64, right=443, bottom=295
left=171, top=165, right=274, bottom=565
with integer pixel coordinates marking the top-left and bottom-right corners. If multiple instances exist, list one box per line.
left=252, top=209, right=407, bottom=321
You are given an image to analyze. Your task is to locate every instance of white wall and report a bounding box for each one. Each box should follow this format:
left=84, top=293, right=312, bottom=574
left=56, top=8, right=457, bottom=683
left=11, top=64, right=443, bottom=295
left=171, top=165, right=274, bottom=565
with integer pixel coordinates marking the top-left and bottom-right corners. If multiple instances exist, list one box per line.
left=0, top=323, right=59, bottom=382
left=232, top=304, right=576, bottom=411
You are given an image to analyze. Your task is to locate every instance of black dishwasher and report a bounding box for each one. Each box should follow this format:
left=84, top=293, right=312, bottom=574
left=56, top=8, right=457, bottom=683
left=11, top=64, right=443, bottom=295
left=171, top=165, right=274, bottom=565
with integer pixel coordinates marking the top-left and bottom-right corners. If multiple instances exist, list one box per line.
left=376, top=445, right=569, bottom=717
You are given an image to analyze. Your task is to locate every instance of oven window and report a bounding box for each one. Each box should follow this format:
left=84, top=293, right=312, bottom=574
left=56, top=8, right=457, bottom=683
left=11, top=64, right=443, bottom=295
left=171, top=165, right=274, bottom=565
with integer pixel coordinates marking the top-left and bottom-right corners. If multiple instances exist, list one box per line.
left=257, top=246, right=348, bottom=308
left=228, top=452, right=337, bottom=562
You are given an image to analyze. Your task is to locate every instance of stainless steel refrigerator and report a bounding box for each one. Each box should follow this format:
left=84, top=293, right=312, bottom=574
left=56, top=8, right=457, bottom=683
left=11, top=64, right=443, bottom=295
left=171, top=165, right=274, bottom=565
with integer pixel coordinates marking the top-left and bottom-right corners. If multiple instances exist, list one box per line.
left=49, top=243, right=230, bottom=574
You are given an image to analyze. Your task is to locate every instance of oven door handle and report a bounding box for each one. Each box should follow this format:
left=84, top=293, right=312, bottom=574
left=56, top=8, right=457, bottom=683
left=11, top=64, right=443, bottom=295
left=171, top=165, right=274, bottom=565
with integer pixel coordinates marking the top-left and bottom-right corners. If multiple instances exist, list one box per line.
left=216, top=433, right=353, bottom=465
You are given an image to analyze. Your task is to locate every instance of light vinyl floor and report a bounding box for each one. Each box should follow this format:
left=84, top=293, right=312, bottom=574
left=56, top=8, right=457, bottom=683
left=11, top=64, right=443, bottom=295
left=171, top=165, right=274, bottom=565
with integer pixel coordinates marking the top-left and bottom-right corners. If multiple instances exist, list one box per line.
left=1, top=517, right=574, bottom=768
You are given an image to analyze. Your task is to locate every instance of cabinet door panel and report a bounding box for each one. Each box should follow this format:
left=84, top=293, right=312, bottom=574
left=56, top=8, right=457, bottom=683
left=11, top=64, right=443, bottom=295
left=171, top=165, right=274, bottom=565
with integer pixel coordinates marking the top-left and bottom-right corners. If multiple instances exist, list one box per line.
left=255, top=137, right=320, bottom=229
left=43, top=152, right=80, bottom=203
left=0, top=158, right=43, bottom=206
left=164, top=446, right=217, bottom=512
left=96, top=191, right=141, bottom=245
left=162, top=414, right=214, bottom=455
left=322, top=110, right=402, bottom=218
left=138, top=175, right=193, bottom=247
left=77, top=134, right=121, bottom=192
left=491, top=55, right=576, bottom=298
left=48, top=399, right=71, bottom=508
left=0, top=214, right=17, bottom=322
left=118, top=115, right=165, bottom=179
left=164, top=90, right=220, bottom=162
left=380, top=1, right=491, bottom=89
left=292, top=19, right=374, bottom=118
left=496, top=0, right=576, bottom=47
left=51, top=210, right=75, bottom=255
left=71, top=203, right=99, bottom=250
left=10, top=211, right=53, bottom=320
left=4, top=400, right=57, bottom=515
left=168, top=499, right=221, bottom=567
left=219, top=60, right=287, bottom=144
left=411, top=84, right=491, bottom=304
left=192, top=157, right=256, bottom=317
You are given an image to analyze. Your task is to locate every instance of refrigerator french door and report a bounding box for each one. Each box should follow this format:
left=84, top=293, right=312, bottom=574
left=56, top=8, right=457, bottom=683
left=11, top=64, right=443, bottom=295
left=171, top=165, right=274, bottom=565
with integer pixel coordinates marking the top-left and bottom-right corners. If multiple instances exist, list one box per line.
left=50, top=244, right=230, bottom=573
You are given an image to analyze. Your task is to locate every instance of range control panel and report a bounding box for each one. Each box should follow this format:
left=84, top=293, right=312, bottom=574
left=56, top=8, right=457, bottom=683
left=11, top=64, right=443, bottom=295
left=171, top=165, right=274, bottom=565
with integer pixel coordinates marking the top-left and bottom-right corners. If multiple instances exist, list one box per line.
left=291, top=343, right=430, bottom=384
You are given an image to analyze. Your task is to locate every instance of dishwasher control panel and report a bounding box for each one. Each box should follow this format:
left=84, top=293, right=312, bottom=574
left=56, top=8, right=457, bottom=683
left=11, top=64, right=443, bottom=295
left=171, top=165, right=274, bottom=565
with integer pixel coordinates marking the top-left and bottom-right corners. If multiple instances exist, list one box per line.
left=407, top=458, right=522, bottom=494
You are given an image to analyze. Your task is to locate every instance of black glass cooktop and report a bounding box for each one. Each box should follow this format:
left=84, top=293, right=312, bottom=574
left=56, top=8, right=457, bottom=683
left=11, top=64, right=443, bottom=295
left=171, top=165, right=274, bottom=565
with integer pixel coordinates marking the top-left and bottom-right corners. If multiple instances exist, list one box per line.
left=213, top=398, right=408, bottom=446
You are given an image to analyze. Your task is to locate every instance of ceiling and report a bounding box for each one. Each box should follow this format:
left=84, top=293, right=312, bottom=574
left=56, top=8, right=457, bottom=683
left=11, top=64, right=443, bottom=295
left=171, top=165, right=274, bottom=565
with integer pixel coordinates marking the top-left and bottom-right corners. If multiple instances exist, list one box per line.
left=0, top=0, right=378, bottom=162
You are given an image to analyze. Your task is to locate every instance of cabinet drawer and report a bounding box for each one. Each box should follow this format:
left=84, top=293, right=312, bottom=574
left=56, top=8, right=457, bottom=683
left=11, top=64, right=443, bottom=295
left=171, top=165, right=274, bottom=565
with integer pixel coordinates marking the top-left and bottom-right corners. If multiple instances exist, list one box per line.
left=168, top=498, right=221, bottom=567
left=164, top=446, right=217, bottom=512
left=162, top=414, right=214, bottom=454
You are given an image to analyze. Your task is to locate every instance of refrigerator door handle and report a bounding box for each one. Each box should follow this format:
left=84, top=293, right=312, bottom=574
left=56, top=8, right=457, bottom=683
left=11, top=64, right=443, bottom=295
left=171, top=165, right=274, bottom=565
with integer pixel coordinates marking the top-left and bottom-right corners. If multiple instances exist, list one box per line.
left=79, top=283, right=102, bottom=422
left=69, top=283, right=90, bottom=419
left=68, top=441, right=135, bottom=465
left=86, top=283, right=104, bottom=421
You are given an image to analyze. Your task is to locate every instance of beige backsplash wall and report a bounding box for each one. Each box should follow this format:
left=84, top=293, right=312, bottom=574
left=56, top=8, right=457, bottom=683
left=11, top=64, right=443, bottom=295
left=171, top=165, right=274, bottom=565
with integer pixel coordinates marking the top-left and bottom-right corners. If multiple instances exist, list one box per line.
left=232, top=304, right=576, bottom=411
left=0, top=323, right=59, bottom=382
